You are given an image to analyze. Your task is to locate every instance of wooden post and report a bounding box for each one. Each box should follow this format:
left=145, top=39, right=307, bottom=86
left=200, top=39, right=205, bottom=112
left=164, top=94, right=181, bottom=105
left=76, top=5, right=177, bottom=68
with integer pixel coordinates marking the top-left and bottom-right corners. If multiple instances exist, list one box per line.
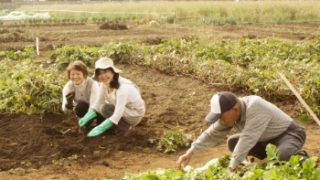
left=36, top=37, right=40, bottom=56
left=278, top=72, right=320, bottom=126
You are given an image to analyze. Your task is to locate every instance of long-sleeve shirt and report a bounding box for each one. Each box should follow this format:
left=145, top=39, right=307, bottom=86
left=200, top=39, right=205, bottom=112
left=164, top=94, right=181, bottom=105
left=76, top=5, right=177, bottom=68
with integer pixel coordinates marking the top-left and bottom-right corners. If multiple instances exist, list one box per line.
left=62, top=77, right=99, bottom=112
left=188, top=95, right=293, bottom=168
left=92, top=76, right=145, bottom=126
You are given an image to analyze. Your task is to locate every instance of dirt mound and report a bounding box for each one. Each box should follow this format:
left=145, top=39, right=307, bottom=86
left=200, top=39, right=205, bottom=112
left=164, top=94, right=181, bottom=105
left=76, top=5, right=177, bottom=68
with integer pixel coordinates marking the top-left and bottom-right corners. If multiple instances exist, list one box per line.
left=0, top=113, right=151, bottom=171
left=0, top=29, right=33, bottom=43
left=0, top=28, right=51, bottom=43
left=142, top=37, right=164, bottom=45
left=0, top=28, right=10, bottom=34
left=99, top=22, right=128, bottom=30
left=0, top=64, right=211, bottom=172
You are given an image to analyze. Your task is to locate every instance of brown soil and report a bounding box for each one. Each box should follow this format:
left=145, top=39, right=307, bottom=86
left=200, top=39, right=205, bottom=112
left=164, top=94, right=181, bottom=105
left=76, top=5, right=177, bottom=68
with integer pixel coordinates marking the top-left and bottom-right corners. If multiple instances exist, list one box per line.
left=99, top=22, right=128, bottom=30
left=0, top=23, right=319, bottom=179
left=0, top=28, right=33, bottom=43
left=1, top=23, right=320, bottom=51
left=0, top=64, right=319, bottom=180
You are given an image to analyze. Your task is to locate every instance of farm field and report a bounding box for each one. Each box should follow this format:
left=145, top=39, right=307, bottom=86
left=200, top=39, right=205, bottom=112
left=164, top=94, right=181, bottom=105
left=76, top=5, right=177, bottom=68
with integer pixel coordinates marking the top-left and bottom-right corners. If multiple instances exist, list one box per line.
left=0, top=1, right=320, bottom=180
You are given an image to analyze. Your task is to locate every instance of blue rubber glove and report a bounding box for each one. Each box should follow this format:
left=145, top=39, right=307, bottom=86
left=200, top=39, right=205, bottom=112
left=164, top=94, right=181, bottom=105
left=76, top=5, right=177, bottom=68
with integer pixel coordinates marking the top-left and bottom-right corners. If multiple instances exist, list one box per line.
left=79, top=111, right=97, bottom=128
left=87, top=119, right=114, bottom=137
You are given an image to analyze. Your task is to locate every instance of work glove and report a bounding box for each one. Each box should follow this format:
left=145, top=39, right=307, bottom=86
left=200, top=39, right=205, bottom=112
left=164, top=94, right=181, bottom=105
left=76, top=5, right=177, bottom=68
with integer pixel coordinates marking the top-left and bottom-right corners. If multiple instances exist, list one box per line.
left=79, top=111, right=97, bottom=128
left=65, top=92, right=75, bottom=110
left=87, top=118, right=114, bottom=137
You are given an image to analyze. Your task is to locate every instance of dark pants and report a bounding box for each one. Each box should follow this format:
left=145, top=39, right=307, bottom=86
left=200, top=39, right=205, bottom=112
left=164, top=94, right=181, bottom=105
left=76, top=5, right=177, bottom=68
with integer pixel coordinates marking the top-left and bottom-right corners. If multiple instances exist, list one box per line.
left=74, top=101, right=104, bottom=124
left=74, top=101, right=89, bottom=118
left=100, top=104, right=132, bottom=135
left=227, top=121, right=307, bottom=161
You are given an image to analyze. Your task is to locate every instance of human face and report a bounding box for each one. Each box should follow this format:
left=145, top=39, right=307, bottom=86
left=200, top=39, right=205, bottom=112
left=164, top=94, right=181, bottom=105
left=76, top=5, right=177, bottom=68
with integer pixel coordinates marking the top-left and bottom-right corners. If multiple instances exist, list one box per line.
left=219, top=104, right=241, bottom=127
left=97, top=69, right=114, bottom=85
left=70, top=69, right=85, bottom=85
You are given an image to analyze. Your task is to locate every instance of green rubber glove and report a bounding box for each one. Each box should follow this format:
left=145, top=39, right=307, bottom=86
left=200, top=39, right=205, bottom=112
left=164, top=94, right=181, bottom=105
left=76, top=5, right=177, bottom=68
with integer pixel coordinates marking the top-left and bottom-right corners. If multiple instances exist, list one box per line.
left=79, top=111, right=97, bottom=127
left=87, top=119, right=114, bottom=137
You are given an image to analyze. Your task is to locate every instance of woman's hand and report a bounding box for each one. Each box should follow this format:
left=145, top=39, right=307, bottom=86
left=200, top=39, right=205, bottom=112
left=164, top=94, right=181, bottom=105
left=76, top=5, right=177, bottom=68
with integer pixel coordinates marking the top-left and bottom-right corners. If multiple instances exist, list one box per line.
left=66, top=91, right=75, bottom=109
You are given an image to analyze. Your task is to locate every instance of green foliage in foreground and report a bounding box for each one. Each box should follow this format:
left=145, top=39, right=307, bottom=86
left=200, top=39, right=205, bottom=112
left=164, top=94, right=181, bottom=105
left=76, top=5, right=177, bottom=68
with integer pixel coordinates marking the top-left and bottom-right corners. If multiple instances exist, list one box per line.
left=124, top=144, right=320, bottom=180
left=0, top=59, right=64, bottom=114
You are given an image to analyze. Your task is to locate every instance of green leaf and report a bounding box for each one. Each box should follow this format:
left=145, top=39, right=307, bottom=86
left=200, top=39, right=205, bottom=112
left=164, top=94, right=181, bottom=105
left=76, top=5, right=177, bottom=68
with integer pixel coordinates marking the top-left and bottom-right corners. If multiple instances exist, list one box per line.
left=266, top=144, right=279, bottom=162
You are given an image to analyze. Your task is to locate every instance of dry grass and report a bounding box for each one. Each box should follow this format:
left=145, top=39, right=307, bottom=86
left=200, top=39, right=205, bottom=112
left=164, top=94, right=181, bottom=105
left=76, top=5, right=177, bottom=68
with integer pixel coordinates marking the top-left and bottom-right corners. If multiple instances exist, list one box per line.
left=15, top=1, right=320, bottom=24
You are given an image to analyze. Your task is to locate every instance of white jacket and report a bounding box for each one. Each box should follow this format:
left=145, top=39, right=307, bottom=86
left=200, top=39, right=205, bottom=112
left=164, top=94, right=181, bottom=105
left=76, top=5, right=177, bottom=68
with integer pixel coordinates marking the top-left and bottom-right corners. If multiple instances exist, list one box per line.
left=92, top=77, right=145, bottom=125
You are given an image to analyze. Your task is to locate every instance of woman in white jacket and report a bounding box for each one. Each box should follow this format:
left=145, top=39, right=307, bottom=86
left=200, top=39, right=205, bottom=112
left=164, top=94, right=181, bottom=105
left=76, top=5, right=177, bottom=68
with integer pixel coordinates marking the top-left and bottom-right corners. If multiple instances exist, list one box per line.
left=79, top=57, right=145, bottom=137
left=61, top=60, right=99, bottom=120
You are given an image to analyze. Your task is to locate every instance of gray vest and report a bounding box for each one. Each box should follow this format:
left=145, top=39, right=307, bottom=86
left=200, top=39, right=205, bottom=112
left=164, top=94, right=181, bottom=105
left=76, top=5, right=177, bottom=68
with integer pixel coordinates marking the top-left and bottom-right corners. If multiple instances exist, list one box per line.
left=70, top=77, right=95, bottom=104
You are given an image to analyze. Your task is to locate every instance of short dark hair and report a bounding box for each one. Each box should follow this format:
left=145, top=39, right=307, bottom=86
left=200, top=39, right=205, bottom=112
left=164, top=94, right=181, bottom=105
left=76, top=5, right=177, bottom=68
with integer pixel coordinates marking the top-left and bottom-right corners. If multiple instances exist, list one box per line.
left=66, top=61, right=88, bottom=79
left=95, top=68, right=120, bottom=89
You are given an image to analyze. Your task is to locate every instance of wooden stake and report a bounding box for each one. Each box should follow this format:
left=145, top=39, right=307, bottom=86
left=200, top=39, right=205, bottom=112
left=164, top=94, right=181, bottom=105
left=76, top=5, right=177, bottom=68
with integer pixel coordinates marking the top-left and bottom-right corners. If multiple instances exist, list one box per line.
left=36, top=37, right=40, bottom=56
left=278, top=72, right=320, bottom=126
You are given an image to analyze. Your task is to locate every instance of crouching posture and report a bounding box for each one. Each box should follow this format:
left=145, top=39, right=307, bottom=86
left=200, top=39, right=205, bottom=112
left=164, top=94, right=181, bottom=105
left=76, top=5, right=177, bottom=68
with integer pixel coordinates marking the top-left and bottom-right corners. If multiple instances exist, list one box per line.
left=178, top=91, right=308, bottom=171
left=79, top=57, right=146, bottom=137
left=62, top=60, right=99, bottom=119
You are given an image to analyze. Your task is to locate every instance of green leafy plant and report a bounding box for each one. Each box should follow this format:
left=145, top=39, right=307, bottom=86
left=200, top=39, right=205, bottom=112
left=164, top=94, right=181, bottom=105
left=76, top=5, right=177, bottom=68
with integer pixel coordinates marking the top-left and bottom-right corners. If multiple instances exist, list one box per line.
left=49, top=46, right=99, bottom=71
left=157, top=129, right=194, bottom=153
left=124, top=144, right=320, bottom=180
left=50, top=38, right=320, bottom=118
left=67, top=154, right=79, bottom=161
left=0, top=59, right=64, bottom=114
left=0, top=47, right=35, bottom=61
left=157, top=129, right=184, bottom=153
left=243, top=145, right=320, bottom=180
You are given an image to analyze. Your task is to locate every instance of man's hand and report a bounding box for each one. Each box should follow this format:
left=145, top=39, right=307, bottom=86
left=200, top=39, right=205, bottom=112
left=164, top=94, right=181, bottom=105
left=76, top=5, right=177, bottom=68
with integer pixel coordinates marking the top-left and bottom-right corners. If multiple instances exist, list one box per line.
left=177, top=151, right=193, bottom=170
left=228, top=165, right=238, bottom=172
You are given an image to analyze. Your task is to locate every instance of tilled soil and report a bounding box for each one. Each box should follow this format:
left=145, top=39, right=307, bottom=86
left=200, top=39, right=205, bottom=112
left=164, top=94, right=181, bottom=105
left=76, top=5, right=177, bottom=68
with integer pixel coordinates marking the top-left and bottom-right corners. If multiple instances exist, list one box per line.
left=0, top=64, right=319, bottom=179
